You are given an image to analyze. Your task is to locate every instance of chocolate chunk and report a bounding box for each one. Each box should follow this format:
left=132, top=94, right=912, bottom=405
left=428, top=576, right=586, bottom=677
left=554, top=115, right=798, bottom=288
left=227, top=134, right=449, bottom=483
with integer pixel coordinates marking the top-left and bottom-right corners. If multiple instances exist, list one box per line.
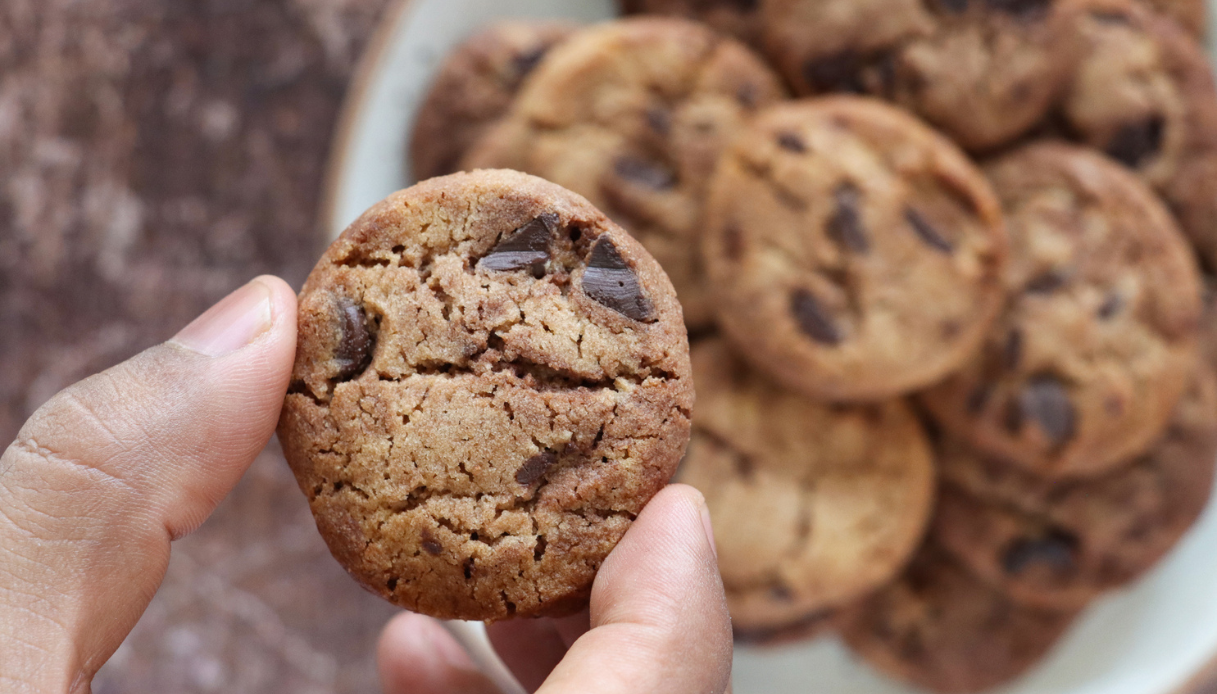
left=938, top=0, right=970, bottom=12
left=512, top=46, right=550, bottom=83
left=1002, top=530, right=1079, bottom=576
left=646, top=107, right=672, bottom=136
left=478, top=214, right=557, bottom=274
left=986, top=0, right=1053, bottom=17
left=1004, top=329, right=1023, bottom=370
left=791, top=289, right=843, bottom=345
left=614, top=156, right=677, bottom=190
left=905, top=208, right=954, bottom=253
left=334, top=298, right=373, bottom=380
left=420, top=530, right=443, bottom=556
left=803, top=51, right=867, bottom=93
left=1098, top=292, right=1124, bottom=319
left=582, top=238, right=655, bottom=321
left=828, top=183, right=869, bottom=253
left=777, top=132, right=807, bottom=153
left=516, top=451, right=558, bottom=485
left=967, top=384, right=994, bottom=413
left=1025, top=269, right=1067, bottom=293
left=1020, top=375, right=1076, bottom=446
left=1105, top=116, right=1165, bottom=169
left=722, top=0, right=759, bottom=9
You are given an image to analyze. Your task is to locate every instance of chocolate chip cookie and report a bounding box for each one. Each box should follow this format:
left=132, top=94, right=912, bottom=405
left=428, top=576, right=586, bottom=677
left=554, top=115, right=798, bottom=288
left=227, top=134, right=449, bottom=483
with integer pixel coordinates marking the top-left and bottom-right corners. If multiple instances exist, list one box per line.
left=837, top=544, right=1078, bottom=694
left=935, top=365, right=1217, bottom=611
left=461, top=17, right=787, bottom=330
left=922, top=143, right=1202, bottom=478
left=702, top=96, right=1008, bottom=401
left=761, top=0, right=1080, bottom=151
left=619, top=0, right=763, bottom=47
left=277, top=170, right=694, bottom=622
left=677, top=339, right=935, bottom=637
left=409, top=21, right=577, bottom=182
left=1058, top=0, right=1217, bottom=269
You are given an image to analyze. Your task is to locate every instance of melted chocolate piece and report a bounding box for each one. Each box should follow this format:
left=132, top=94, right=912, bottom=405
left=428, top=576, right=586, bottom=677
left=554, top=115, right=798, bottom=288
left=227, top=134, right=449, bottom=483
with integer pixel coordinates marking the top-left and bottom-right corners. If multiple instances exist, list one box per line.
left=791, top=289, right=843, bottom=345
left=1025, top=269, right=1068, bottom=293
left=646, top=107, right=672, bottom=136
left=516, top=450, right=558, bottom=485
left=828, top=183, right=869, bottom=253
left=778, top=132, right=807, bottom=153
left=334, top=298, right=373, bottom=380
left=1002, top=530, right=1079, bottom=576
left=1004, top=329, right=1023, bottom=370
left=1097, top=292, right=1124, bottom=319
left=478, top=214, right=558, bottom=274
left=803, top=51, right=868, bottom=93
left=1105, top=116, right=1165, bottom=169
left=1019, top=375, right=1076, bottom=446
left=582, top=237, right=656, bottom=321
left=614, top=156, right=677, bottom=190
left=905, top=208, right=954, bottom=253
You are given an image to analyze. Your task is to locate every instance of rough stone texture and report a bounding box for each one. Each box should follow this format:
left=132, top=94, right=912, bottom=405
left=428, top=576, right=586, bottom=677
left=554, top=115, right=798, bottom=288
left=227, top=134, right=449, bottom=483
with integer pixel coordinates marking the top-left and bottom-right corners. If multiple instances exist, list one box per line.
left=0, top=0, right=399, bottom=691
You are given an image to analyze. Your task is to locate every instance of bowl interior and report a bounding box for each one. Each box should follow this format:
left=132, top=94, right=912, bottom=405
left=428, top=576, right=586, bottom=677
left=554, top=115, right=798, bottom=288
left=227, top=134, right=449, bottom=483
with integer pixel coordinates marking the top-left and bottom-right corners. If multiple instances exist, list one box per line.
left=325, top=2, right=1217, bottom=693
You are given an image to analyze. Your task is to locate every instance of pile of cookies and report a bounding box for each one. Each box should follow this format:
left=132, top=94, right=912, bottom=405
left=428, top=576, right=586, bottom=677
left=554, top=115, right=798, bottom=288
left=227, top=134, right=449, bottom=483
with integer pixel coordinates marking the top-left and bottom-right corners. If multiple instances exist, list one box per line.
left=408, top=1, right=1217, bottom=691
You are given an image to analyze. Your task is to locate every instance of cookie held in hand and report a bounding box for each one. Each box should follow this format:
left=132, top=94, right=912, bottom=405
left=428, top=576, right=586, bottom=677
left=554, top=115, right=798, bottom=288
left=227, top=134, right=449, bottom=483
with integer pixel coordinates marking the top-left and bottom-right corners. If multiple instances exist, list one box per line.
left=278, top=170, right=693, bottom=621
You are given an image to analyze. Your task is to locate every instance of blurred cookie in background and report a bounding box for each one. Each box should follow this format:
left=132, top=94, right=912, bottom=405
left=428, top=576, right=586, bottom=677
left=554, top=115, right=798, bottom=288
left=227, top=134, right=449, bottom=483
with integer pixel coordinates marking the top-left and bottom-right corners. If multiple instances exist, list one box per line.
left=837, top=544, right=1079, bottom=694
left=679, top=339, right=935, bottom=639
left=463, top=17, right=787, bottom=330
left=619, top=0, right=764, bottom=47
left=701, top=97, right=1007, bottom=401
left=923, top=143, right=1202, bottom=478
left=935, top=366, right=1217, bottom=610
left=410, top=21, right=578, bottom=182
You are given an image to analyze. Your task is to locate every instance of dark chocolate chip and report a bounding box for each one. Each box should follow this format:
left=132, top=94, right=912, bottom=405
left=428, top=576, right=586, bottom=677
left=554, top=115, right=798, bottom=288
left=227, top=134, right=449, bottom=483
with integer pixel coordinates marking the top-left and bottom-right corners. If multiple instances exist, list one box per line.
left=791, top=289, right=843, bottom=345
left=905, top=208, right=954, bottom=253
left=1020, top=375, right=1076, bottom=446
left=938, top=0, right=970, bottom=12
left=777, top=132, right=807, bottom=153
left=478, top=213, right=558, bottom=274
left=1004, top=329, right=1023, bottom=370
left=421, top=530, right=443, bottom=556
left=614, top=156, right=677, bottom=190
left=827, top=183, right=869, bottom=253
left=463, top=557, right=475, bottom=578
left=512, top=46, right=550, bottom=82
left=967, top=384, right=994, bottom=413
left=1002, top=530, right=1079, bottom=576
left=803, top=51, right=867, bottom=93
left=582, top=237, right=656, bottom=321
left=646, top=107, right=672, bottom=136
left=1105, top=116, right=1165, bottom=169
left=1098, top=292, right=1124, bottom=319
left=986, top=0, right=1053, bottom=17
left=721, top=0, right=759, bottom=9
left=335, top=298, right=373, bottom=380
left=516, top=451, right=558, bottom=485
left=1025, top=269, right=1068, bottom=293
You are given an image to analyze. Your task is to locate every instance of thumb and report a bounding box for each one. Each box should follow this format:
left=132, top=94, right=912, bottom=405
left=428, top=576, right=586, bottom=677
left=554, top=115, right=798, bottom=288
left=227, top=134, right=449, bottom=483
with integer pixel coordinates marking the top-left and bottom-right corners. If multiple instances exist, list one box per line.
left=0, top=276, right=297, bottom=693
left=539, top=484, right=734, bottom=694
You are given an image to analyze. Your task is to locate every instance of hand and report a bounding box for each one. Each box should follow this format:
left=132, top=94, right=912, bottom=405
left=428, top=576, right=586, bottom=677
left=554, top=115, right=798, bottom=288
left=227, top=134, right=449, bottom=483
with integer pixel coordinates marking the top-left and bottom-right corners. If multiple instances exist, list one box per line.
left=0, top=277, right=733, bottom=694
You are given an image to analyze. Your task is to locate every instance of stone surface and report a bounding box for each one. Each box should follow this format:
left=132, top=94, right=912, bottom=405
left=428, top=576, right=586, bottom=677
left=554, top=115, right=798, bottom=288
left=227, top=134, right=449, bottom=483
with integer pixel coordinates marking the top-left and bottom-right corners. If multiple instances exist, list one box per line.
left=0, top=0, right=400, bottom=691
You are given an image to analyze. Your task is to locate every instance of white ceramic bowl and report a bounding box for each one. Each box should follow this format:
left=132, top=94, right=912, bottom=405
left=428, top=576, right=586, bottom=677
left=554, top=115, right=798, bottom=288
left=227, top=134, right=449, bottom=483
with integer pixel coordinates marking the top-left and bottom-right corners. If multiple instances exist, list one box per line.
left=321, top=2, right=1217, bottom=693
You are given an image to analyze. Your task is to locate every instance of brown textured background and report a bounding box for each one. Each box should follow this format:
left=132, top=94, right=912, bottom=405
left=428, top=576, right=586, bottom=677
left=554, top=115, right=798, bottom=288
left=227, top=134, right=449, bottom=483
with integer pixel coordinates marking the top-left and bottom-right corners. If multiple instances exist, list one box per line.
left=0, top=0, right=405, bottom=691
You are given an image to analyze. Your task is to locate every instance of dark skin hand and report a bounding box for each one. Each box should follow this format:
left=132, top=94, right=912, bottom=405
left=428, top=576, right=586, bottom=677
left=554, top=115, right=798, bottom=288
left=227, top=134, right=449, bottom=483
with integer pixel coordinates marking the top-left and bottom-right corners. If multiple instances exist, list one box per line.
left=0, top=277, right=734, bottom=694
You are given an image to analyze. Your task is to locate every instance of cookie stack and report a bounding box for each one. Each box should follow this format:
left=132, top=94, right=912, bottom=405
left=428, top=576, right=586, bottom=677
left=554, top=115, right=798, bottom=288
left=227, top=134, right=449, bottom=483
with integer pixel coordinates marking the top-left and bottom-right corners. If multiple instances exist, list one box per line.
left=408, top=2, right=1217, bottom=690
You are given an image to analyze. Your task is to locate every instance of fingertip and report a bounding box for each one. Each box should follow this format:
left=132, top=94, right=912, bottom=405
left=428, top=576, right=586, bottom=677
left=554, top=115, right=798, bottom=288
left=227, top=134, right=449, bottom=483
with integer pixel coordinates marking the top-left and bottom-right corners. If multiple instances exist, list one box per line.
left=379, top=613, right=499, bottom=694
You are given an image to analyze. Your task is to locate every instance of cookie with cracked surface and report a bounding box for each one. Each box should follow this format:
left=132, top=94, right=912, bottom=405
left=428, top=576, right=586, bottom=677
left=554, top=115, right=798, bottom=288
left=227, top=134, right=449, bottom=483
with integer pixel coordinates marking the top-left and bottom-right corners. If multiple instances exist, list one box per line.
left=619, top=0, right=764, bottom=47
left=922, top=143, right=1202, bottom=478
left=1057, top=0, right=1217, bottom=269
left=677, top=339, right=935, bottom=637
left=836, top=544, right=1078, bottom=694
left=761, top=0, right=1080, bottom=150
left=461, top=17, right=787, bottom=330
left=277, top=170, right=694, bottom=622
left=701, top=96, right=1008, bottom=401
left=409, top=21, right=577, bottom=182
left=935, top=366, right=1217, bottom=611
